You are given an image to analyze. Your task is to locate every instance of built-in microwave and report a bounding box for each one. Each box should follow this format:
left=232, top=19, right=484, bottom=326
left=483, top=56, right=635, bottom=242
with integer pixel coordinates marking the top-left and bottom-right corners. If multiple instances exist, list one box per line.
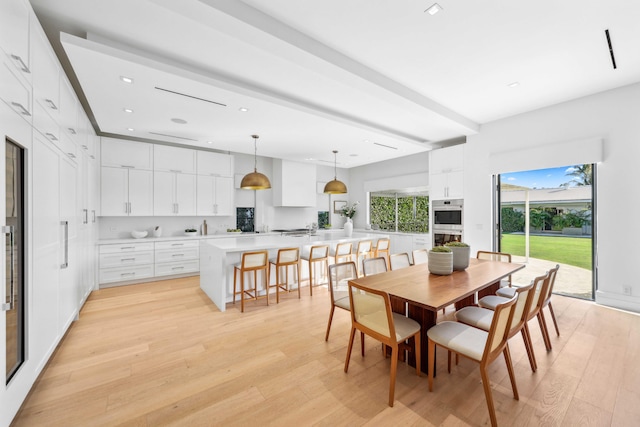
left=432, top=199, right=463, bottom=229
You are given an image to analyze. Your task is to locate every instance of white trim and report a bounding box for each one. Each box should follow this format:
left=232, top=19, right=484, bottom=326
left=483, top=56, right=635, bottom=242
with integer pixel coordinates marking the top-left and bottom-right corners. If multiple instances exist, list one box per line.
left=596, top=290, right=640, bottom=314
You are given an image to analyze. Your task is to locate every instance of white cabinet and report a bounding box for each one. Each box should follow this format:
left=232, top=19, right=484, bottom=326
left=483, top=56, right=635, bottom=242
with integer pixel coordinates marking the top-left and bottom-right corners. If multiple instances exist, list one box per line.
left=99, top=242, right=155, bottom=284
left=412, top=234, right=431, bottom=251
left=196, top=175, right=234, bottom=216
left=0, top=0, right=31, bottom=84
left=154, top=145, right=197, bottom=174
left=154, top=240, right=199, bottom=277
left=196, top=150, right=232, bottom=176
left=59, top=77, right=79, bottom=138
left=153, top=171, right=196, bottom=216
left=389, top=234, right=414, bottom=256
left=429, top=145, right=464, bottom=200
left=31, top=23, right=60, bottom=121
left=101, top=166, right=153, bottom=216
left=272, top=159, right=316, bottom=207
left=101, top=138, right=153, bottom=170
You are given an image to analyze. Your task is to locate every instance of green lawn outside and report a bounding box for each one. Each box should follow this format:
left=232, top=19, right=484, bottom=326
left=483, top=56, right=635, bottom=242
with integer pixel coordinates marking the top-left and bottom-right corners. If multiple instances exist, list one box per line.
left=500, top=234, right=592, bottom=270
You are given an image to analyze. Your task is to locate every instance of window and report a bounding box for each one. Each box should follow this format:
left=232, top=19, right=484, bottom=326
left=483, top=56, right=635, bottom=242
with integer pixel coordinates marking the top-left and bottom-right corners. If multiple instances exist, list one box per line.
left=369, top=191, right=429, bottom=233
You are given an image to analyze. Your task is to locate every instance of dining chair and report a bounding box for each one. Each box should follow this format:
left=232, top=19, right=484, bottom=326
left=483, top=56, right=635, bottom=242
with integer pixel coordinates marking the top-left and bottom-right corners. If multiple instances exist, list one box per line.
left=389, top=253, right=411, bottom=271
left=268, top=247, right=300, bottom=303
left=412, top=248, right=428, bottom=265
left=477, top=250, right=513, bottom=288
left=345, top=281, right=421, bottom=407
left=354, top=240, right=373, bottom=276
left=362, top=256, right=388, bottom=276
left=455, top=279, right=538, bottom=372
left=330, top=242, right=354, bottom=264
left=301, top=245, right=329, bottom=296
left=325, top=261, right=358, bottom=341
left=428, top=295, right=519, bottom=427
left=233, top=250, right=270, bottom=313
left=374, top=237, right=390, bottom=269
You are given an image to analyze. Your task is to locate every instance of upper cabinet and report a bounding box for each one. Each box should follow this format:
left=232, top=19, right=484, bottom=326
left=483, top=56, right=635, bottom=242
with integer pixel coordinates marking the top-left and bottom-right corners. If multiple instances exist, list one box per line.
left=272, top=159, right=316, bottom=207
left=197, top=151, right=232, bottom=176
left=429, top=144, right=464, bottom=200
left=31, top=23, right=60, bottom=120
left=154, top=144, right=196, bottom=174
left=0, top=0, right=31, bottom=83
left=101, top=138, right=153, bottom=170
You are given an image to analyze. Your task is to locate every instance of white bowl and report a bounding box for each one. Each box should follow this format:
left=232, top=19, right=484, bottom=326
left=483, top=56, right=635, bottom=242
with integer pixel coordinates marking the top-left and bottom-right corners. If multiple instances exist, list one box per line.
left=131, top=230, right=148, bottom=239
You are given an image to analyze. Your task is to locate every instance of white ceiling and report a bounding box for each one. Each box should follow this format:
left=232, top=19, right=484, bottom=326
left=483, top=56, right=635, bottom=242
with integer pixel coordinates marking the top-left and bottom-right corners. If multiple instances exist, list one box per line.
left=30, top=0, right=640, bottom=168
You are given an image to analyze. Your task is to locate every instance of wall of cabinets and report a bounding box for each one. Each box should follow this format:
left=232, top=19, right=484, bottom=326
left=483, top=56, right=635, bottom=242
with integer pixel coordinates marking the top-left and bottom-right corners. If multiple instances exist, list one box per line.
left=1, top=1, right=100, bottom=424
left=100, top=138, right=234, bottom=218
left=429, top=144, right=464, bottom=200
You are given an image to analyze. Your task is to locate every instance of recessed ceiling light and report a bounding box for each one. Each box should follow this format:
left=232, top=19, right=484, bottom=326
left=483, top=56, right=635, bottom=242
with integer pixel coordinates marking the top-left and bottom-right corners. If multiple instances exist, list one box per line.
left=123, top=108, right=134, bottom=113
left=425, top=3, right=443, bottom=15
left=127, top=128, right=134, bottom=131
left=363, top=139, right=370, bottom=143
left=207, top=141, right=213, bottom=144
left=508, top=82, right=520, bottom=88
left=171, top=118, right=187, bottom=124
left=120, top=76, right=134, bottom=84
left=305, top=157, right=315, bottom=161
left=350, top=154, right=358, bottom=157
left=238, top=107, right=249, bottom=112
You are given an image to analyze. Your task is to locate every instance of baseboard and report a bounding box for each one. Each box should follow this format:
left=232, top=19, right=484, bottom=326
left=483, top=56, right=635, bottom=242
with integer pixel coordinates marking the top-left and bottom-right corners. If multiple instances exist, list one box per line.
left=595, top=290, right=640, bottom=314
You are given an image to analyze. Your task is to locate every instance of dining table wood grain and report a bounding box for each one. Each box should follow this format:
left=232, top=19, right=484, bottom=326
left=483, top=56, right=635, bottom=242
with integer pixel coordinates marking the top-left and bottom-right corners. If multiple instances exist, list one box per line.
left=348, top=258, right=525, bottom=373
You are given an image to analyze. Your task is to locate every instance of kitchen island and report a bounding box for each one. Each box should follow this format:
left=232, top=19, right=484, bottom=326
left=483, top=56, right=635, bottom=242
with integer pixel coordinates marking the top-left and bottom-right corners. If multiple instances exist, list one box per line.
left=199, top=232, right=388, bottom=311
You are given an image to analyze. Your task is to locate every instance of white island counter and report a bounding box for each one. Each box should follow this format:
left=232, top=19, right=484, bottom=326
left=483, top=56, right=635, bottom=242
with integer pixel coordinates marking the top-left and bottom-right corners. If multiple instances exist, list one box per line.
left=199, top=232, right=388, bottom=311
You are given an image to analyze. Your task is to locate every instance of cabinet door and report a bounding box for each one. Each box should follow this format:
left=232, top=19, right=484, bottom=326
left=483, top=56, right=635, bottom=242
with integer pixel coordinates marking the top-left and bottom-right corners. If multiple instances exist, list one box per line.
left=154, top=145, right=196, bottom=174
left=59, top=155, right=78, bottom=331
left=100, top=167, right=128, bottom=216
left=429, top=172, right=447, bottom=200
left=101, top=138, right=153, bottom=170
left=196, top=150, right=232, bottom=176
left=215, top=176, right=234, bottom=216
left=446, top=170, right=464, bottom=199
left=0, top=0, right=31, bottom=80
left=153, top=170, right=175, bottom=216
left=128, top=169, right=153, bottom=216
left=196, top=175, right=215, bottom=216
left=59, top=77, right=78, bottom=138
left=31, top=25, right=60, bottom=119
left=430, top=144, right=464, bottom=174
left=175, top=173, right=196, bottom=216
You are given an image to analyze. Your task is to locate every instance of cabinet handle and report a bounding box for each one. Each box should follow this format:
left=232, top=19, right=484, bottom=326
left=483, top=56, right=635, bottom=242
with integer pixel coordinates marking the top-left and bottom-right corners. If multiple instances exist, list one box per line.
left=171, top=266, right=184, bottom=271
left=92, top=210, right=96, bottom=223
left=120, top=272, right=136, bottom=277
left=171, top=243, right=184, bottom=247
left=61, top=221, right=69, bottom=269
left=176, top=203, right=179, bottom=214
left=45, top=99, right=58, bottom=110
left=2, top=226, right=15, bottom=311
left=121, top=258, right=136, bottom=262
left=124, top=202, right=128, bottom=214
left=128, top=202, right=132, bottom=214
left=213, top=204, right=218, bottom=214
left=67, top=153, right=76, bottom=159
left=10, top=102, right=31, bottom=116
left=169, top=169, right=182, bottom=173
left=10, top=54, right=30, bottom=73
left=172, top=253, right=184, bottom=257
left=120, top=165, right=135, bottom=169
left=68, top=128, right=77, bottom=135
left=83, top=209, right=88, bottom=224
left=120, top=246, right=135, bottom=250
left=45, top=132, right=58, bottom=141
left=82, top=145, right=88, bottom=150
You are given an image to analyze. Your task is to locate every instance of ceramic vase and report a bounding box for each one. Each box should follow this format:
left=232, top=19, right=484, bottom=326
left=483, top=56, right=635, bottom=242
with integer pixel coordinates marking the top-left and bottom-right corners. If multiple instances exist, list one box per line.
left=450, top=246, right=470, bottom=270
left=344, top=218, right=353, bottom=237
left=428, top=251, right=453, bottom=275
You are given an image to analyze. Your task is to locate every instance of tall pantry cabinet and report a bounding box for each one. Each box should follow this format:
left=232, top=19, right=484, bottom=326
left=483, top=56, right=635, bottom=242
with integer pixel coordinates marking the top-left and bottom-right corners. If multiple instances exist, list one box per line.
left=1, top=0, right=100, bottom=425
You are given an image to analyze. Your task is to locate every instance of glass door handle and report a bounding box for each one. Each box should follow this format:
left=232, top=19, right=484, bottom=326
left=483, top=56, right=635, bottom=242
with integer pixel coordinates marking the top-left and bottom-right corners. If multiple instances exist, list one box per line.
left=2, top=226, right=15, bottom=311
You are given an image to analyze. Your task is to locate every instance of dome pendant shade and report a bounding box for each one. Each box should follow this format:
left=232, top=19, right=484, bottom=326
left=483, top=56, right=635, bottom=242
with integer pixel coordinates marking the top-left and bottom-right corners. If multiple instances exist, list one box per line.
left=323, top=179, right=347, bottom=194
left=241, top=135, right=271, bottom=190
left=324, top=150, right=347, bottom=194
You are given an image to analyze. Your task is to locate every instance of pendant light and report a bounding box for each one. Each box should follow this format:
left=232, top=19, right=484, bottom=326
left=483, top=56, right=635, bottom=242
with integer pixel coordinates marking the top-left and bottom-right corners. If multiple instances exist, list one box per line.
left=323, top=150, right=347, bottom=194
left=240, top=135, right=271, bottom=190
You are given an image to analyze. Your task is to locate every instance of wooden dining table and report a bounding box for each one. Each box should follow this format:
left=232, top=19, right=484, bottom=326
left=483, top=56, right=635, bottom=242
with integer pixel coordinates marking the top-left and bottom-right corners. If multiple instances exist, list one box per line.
left=348, top=258, right=525, bottom=373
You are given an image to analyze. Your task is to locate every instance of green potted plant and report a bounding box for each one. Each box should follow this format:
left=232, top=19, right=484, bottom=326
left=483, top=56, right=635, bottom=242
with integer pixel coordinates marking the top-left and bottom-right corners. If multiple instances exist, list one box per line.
left=428, top=246, right=453, bottom=275
left=445, top=241, right=471, bottom=270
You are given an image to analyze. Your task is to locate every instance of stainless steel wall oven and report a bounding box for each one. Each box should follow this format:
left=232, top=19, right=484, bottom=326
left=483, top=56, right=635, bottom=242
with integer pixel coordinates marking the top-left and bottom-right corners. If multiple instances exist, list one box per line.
left=432, top=199, right=463, bottom=246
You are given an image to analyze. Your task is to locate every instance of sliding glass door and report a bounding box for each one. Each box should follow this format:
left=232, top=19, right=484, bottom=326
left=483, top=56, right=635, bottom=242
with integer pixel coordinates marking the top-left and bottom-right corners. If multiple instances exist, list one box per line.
left=496, top=164, right=595, bottom=300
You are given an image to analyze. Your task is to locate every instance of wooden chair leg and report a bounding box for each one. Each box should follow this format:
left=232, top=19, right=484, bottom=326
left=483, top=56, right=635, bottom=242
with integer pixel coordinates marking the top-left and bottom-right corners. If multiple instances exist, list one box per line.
left=503, top=344, right=519, bottom=400
left=537, top=311, right=552, bottom=351
left=309, top=261, right=314, bottom=296
left=480, top=364, right=498, bottom=427
left=548, top=302, right=560, bottom=336
left=344, top=327, right=356, bottom=373
left=414, top=333, right=421, bottom=377
left=428, top=339, right=436, bottom=392
left=325, top=306, right=335, bottom=341
left=521, top=326, right=537, bottom=372
left=240, top=271, right=245, bottom=313
left=447, top=350, right=452, bottom=373
left=296, top=263, right=301, bottom=299
left=360, top=332, right=365, bottom=357
left=388, top=345, right=398, bottom=407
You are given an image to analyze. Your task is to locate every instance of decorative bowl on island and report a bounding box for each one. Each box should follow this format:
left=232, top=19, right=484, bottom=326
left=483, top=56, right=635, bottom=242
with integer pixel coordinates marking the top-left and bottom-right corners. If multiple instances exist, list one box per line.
left=131, top=230, right=148, bottom=239
left=184, top=228, right=198, bottom=236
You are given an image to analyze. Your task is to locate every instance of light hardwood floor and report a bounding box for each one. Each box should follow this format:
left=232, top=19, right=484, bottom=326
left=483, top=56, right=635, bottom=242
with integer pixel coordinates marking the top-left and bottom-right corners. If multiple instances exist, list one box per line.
left=11, top=276, right=640, bottom=426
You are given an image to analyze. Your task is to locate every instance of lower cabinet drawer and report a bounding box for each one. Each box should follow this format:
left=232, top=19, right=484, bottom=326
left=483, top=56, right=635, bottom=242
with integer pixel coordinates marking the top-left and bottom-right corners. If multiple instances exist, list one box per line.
left=99, top=264, right=154, bottom=284
left=155, top=247, right=199, bottom=263
left=154, top=260, right=199, bottom=277
left=99, top=250, right=154, bottom=268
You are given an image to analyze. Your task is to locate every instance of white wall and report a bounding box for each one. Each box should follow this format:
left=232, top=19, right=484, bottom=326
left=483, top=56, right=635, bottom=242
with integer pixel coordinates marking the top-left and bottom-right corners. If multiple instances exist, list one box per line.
left=99, top=153, right=346, bottom=237
left=464, top=81, right=640, bottom=313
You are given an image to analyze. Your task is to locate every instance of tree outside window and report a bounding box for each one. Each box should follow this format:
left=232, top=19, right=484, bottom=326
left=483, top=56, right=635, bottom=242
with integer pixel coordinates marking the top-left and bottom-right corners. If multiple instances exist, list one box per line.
left=370, top=191, right=429, bottom=233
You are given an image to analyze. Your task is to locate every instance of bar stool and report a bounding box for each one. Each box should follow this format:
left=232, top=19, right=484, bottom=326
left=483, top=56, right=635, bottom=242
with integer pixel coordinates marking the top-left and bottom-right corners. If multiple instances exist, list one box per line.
left=354, top=240, right=373, bottom=276
left=301, top=245, right=329, bottom=296
left=268, top=247, right=301, bottom=303
left=330, top=242, right=354, bottom=264
left=374, top=238, right=390, bottom=269
left=233, top=250, right=269, bottom=313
